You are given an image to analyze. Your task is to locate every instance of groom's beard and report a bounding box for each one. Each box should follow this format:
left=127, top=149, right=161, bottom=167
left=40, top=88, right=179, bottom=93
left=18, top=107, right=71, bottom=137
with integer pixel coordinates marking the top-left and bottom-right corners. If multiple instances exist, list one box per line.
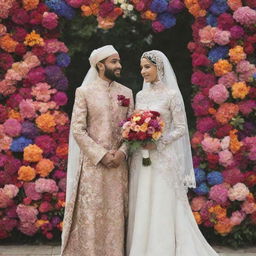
left=104, top=66, right=121, bottom=82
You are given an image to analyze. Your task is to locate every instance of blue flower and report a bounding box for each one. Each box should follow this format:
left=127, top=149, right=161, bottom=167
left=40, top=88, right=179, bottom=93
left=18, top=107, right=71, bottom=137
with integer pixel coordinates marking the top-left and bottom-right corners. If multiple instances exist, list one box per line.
left=157, top=13, right=176, bottom=28
left=208, top=46, right=229, bottom=63
left=209, top=0, right=229, bottom=15
left=206, top=13, right=217, bottom=27
left=150, top=0, right=168, bottom=13
left=11, top=136, right=33, bottom=152
left=57, top=53, right=71, bottom=67
left=252, top=73, right=256, bottom=80
left=193, top=182, right=209, bottom=195
left=194, top=168, right=206, bottom=185
left=207, top=171, right=223, bottom=186
left=45, top=0, right=76, bottom=19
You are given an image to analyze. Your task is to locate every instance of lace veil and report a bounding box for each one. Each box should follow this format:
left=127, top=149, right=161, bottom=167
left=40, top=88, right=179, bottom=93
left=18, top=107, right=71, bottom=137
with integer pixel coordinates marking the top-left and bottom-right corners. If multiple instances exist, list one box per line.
left=141, top=50, right=196, bottom=189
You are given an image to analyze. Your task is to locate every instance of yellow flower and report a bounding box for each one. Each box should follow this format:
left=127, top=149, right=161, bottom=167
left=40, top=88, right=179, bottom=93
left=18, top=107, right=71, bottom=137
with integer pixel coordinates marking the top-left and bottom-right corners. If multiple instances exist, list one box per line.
left=152, top=131, right=161, bottom=140
left=139, top=123, right=148, bottom=132
left=232, top=82, right=250, bottom=99
left=36, top=220, right=49, bottom=228
left=229, top=45, right=246, bottom=63
left=24, top=30, right=44, bottom=47
left=18, top=166, right=36, bottom=181
left=214, top=59, right=232, bottom=76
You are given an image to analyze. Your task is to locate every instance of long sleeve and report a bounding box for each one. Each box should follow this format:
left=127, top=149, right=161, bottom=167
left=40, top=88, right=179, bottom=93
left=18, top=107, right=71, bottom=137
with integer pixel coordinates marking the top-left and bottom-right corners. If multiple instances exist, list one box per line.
left=118, top=90, right=135, bottom=157
left=161, top=92, right=186, bottom=145
left=71, top=87, right=108, bottom=165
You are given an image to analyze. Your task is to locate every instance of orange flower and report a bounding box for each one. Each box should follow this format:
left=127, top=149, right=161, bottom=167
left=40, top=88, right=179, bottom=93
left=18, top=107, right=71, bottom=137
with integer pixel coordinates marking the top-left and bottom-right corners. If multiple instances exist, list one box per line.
left=227, top=0, right=242, bottom=11
left=208, top=107, right=216, bottom=115
left=229, top=46, right=246, bottom=63
left=36, top=112, right=56, bottom=133
left=214, top=218, right=233, bottom=235
left=18, top=166, right=36, bottom=181
left=193, top=212, right=202, bottom=224
left=97, top=17, right=115, bottom=30
left=8, top=110, right=22, bottom=121
left=36, top=158, right=55, bottom=177
left=184, top=0, right=206, bottom=18
left=24, top=144, right=43, bottom=162
left=23, top=0, right=39, bottom=11
left=53, top=111, right=69, bottom=126
left=56, top=143, right=68, bottom=158
left=214, top=60, right=232, bottom=76
left=0, top=34, right=18, bottom=53
left=215, top=103, right=239, bottom=124
left=24, top=30, right=44, bottom=47
left=209, top=205, right=227, bottom=220
left=152, top=131, right=161, bottom=140
left=36, top=219, right=49, bottom=228
left=232, top=82, right=250, bottom=99
left=81, top=5, right=93, bottom=16
left=229, top=129, right=243, bottom=153
left=141, top=10, right=157, bottom=20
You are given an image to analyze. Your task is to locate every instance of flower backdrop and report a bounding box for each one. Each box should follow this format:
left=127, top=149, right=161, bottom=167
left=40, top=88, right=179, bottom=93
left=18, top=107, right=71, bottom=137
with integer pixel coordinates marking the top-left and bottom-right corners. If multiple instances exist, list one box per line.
left=0, top=0, right=256, bottom=247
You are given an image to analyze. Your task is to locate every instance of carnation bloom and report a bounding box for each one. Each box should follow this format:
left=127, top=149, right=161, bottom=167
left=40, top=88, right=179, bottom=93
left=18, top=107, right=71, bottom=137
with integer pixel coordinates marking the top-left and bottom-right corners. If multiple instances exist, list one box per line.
left=3, top=118, right=22, bottom=137
left=2, top=184, right=19, bottom=198
left=208, top=84, right=229, bottom=104
left=191, top=196, right=207, bottom=211
left=18, top=166, right=36, bottom=181
left=36, top=112, right=56, bottom=133
left=24, top=30, right=44, bottom=47
left=16, top=204, right=38, bottom=223
left=214, top=217, right=233, bottom=235
left=228, top=183, right=250, bottom=201
left=218, top=150, right=234, bottom=167
left=199, top=25, right=217, bottom=46
left=31, top=82, right=56, bottom=102
left=232, top=82, right=250, bottom=99
left=233, top=6, right=256, bottom=26
left=242, top=200, right=256, bottom=214
left=201, top=135, right=221, bottom=153
left=36, top=159, right=55, bottom=177
left=213, top=29, right=231, bottom=45
left=24, top=182, right=42, bottom=200
left=42, top=12, right=58, bottom=30
left=227, top=0, right=242, bottom=11
left=218, top=72, right=238, bottom=88
left=24, top=144, right=43, bottom=162
left=215, top=103, right=239, bottom=124
left=214, top=59, right=232, bottom=76
left=0, top=34, right=18, bottom=53
left=209, top=184, right=229, bottom=204
left=35, top=178, right=58, bottom=193
left=229, top=46, right=246, bottom=63
left=230, top=210, right=246, bottom=225
left=23, top=0, right=39, bottom=11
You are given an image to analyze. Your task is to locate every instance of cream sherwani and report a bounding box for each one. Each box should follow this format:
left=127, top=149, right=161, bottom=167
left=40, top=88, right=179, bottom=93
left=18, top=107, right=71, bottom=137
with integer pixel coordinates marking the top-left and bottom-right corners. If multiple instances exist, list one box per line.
left=61, top=77, right=134, bottom=256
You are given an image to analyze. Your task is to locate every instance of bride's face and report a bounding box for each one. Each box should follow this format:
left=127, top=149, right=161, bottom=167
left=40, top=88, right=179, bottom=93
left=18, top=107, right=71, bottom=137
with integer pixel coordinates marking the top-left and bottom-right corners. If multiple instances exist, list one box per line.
left=140, top=58, right=158, bottom=83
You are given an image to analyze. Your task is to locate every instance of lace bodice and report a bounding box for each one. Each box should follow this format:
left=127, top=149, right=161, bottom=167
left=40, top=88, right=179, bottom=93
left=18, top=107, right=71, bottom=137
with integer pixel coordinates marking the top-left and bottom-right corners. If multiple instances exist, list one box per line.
left=136, top=81, right=186, bottom=145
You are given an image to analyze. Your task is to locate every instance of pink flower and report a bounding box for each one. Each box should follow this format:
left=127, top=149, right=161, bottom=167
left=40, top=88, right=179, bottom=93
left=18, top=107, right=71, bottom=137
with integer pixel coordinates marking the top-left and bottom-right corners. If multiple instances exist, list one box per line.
left=218, top=72, right=238, bottom=88
left=23, top=52, right=41, bottom=69
left=230, top=211, right=246, bottom=225
left=238, top=100, right=256, bottom=115
left=19, top=99, right=36, bottom=119
left=233, top=6, right=256, bottom=26
left=220, top=136, right=230, bottom=150
left=191, top=196, right=207, bottom=211
left=16, top=204, right=38, bottom=223
left=0, top=24, right=7, bottom=36
left=24, top=182, right=42, bottom=200
left=44, top=39, right=68, bottom=54
left=242, top=200, right=256, bottom=214
left=2, top=184, right=19, bottom=198
left=192, top=92, right=213, bottom=116
left=201, top=134, right=221, bottom=153
left=222, top=168, right=244, bottom=185
left=230, top=25, right=244, bottom=39
left=228, top=183, right=250, bottom=201
left=217, top=13, right=235, bottom=30
left=31, top=82, right=56, bottom=102
left=39, top=201, right=53, bottom=213
left=58, top=178, right=66, bottom=192
left=26, top=67, right=46, bottom=85
left=0, top=190, right=13, bottom=208
left=214, top=29, right=231, bottom=45
left=218, top=150, right=234, bottom=167
left=209, top=184, right=229, bottom=205
left=192, top=71, right=216, bottom=88
left=42, top=12, right=58, bottom=30
left=192, top=53, right=210, bottom=67
left=35, top=178, right=59, bottom=193
left=196, top=116, right=217, bottom=133
left=33, top=101, right=58, bottom=113
left=236, top=60, right=255, bottom=73
left=3, top=119, right=22, bottom=137
left=152, top=21, right=165, bottom=33
left=199, top=26, right=217, bottom=46
left=35, top=135, right=57, bottom=154
left=209, top=84, right=229, bottom=104
left=18, top=222, right=38, bottom=236
left=52, top=92, right=68, bottom=106
left=65, top=0, right=83, bottom=7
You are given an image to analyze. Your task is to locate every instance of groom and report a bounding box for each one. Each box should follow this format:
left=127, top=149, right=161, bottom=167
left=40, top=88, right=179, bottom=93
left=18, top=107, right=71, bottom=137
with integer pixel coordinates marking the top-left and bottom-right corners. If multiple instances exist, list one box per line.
left=61, top=45, right=134, bottom=256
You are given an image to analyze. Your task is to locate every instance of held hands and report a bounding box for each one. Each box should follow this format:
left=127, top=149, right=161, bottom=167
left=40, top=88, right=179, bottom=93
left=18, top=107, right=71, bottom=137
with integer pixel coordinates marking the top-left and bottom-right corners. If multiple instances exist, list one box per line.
left=100, top=150, right=126, bottom=168
left=142, top=142, right=157, bottom=150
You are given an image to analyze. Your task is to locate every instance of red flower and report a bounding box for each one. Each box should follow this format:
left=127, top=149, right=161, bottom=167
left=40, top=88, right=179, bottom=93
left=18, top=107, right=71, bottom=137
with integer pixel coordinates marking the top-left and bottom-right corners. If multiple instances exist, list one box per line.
left=137, top=131, right=147, bottom=140
left=150, top=111, right=160, bottom=117
left=122, top=98, right=130, bottom=107
left=117, top=95, right=130, bottom=107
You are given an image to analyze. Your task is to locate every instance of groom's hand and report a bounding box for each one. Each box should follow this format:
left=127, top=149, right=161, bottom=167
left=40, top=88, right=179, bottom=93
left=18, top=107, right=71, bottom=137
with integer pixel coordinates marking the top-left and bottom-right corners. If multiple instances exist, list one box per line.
left=112, top=150, right=126, bottom=168
left=100, top=152, right=115, bottom=168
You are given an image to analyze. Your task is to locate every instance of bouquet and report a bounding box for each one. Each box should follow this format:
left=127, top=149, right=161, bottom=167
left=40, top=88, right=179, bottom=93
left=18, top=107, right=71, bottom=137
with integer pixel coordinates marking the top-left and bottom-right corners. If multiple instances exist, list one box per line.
left=120, top=110, right=165, bottom=166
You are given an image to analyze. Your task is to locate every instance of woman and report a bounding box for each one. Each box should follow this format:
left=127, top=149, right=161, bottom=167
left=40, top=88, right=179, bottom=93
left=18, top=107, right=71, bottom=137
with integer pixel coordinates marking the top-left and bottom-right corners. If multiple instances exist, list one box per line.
left=127, top=50, right=218, bottom=256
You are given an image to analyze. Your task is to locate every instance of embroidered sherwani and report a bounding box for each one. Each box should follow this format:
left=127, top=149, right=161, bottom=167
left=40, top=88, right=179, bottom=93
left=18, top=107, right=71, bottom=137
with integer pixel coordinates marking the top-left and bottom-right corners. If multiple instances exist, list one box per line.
left=61, top=77, right=134, bottom=256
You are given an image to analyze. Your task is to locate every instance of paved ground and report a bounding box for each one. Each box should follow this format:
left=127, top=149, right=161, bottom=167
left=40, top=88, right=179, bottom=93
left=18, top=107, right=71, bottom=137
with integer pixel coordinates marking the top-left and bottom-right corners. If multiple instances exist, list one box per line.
left=0, top=245, right=256, bottom=256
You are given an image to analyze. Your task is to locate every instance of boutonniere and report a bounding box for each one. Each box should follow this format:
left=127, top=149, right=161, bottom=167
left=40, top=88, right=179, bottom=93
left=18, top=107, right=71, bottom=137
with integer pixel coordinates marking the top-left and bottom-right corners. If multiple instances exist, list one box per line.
left=117, top=95, right=130, bottom=107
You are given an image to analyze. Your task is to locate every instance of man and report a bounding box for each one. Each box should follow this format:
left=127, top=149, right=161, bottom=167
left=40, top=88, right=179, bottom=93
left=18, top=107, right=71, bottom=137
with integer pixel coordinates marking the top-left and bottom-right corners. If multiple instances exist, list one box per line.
left=61, top=45, right=134, bottom=256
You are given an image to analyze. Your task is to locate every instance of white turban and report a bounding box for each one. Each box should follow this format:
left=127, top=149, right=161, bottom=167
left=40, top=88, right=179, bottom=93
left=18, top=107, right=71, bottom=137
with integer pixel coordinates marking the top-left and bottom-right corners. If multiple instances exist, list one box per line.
left=89, top=45, right=118, bottom=67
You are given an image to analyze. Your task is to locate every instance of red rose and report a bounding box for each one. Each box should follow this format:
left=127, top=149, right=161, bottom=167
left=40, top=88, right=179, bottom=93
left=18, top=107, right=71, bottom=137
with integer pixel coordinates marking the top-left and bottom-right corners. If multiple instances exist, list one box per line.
left=122, top=98, right=130, bottom=107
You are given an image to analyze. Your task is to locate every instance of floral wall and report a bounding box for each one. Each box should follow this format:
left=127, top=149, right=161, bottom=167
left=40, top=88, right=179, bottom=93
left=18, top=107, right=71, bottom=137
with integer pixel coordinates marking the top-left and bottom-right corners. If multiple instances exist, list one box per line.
left=0, top=0, right=256, bottom=247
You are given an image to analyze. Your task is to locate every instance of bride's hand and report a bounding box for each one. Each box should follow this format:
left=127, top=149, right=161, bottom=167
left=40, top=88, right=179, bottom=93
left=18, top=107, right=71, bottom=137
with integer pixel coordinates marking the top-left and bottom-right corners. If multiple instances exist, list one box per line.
left=142, top=142, right=157, bottom=150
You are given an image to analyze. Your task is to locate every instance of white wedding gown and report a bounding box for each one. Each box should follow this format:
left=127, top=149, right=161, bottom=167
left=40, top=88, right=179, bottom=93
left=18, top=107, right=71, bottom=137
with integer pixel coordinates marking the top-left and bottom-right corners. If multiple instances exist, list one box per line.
left=127, top=82, right=218, bottom=256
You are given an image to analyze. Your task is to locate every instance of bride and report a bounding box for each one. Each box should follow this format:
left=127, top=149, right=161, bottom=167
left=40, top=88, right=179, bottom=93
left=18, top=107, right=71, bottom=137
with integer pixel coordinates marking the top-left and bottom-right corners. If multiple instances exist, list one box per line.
left=127, top=50, right=218, bottom=256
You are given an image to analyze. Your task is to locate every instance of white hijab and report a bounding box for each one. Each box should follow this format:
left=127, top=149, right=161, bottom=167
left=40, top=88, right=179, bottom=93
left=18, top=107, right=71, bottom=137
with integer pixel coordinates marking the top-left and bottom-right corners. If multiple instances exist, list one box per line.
left=142, top=50, right=196, bottom=189
left=66, top=45, right=118, bottom=202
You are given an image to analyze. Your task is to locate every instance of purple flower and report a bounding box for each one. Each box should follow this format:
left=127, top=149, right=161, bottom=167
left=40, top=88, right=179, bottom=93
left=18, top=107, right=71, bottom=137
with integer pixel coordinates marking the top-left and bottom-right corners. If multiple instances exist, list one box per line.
left=21, top=121, right=40, bottom=139
left=56, top=53, right=71, bottom=67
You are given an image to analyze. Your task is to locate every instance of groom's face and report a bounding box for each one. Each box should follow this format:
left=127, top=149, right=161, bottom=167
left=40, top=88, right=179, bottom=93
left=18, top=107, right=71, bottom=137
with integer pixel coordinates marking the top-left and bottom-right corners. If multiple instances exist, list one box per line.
left=103, top=54, right=122, bottom=81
